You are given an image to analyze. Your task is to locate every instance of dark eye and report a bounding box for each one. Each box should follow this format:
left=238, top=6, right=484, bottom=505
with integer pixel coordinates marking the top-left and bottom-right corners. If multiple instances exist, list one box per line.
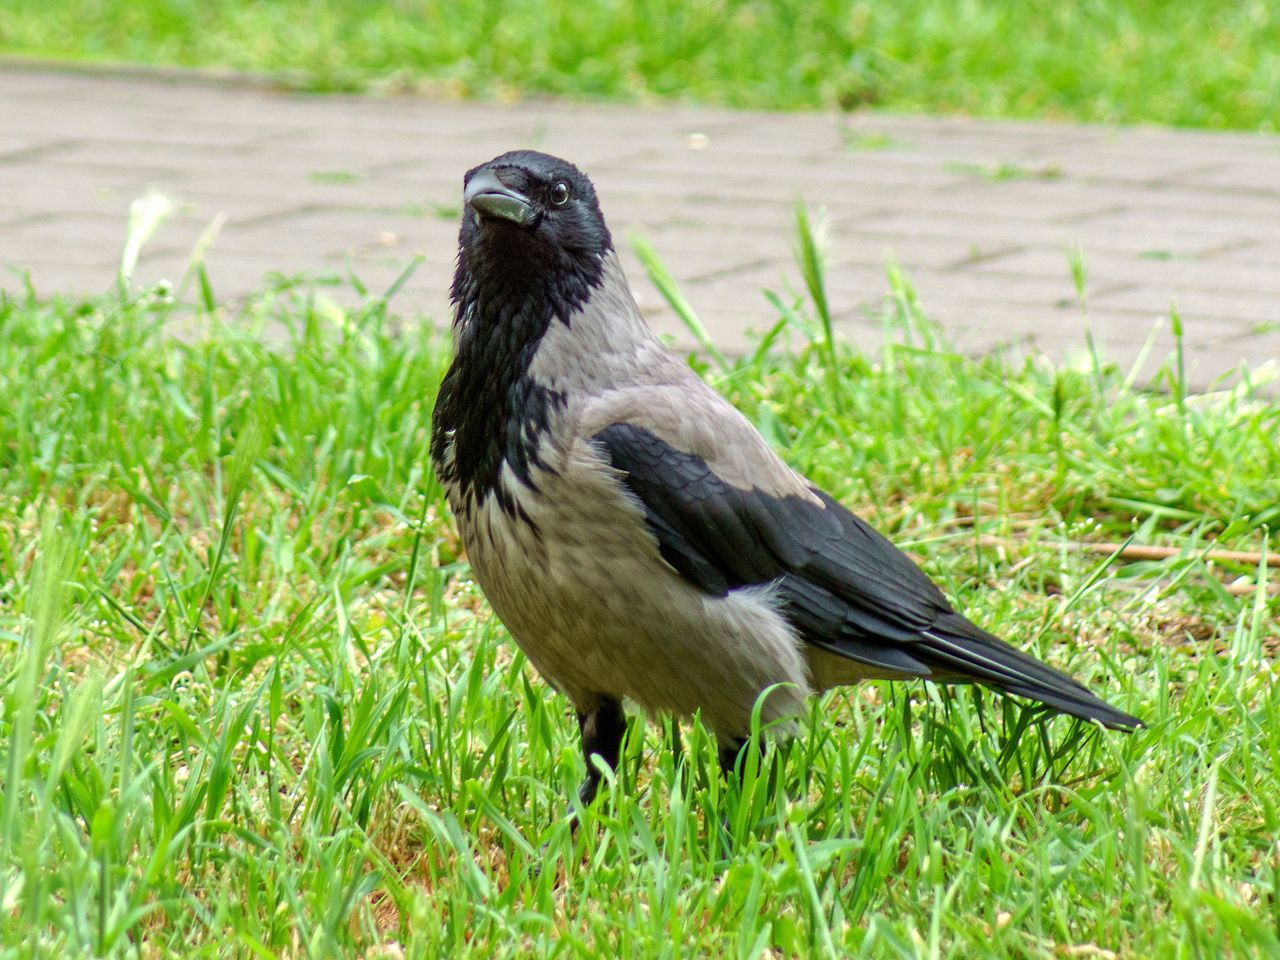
left=550, top=182, right=570, bottom=206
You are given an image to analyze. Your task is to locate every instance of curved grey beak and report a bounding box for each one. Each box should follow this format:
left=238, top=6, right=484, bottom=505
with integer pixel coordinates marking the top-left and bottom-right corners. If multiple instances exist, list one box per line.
left=464, top=168, right=534, bottom=226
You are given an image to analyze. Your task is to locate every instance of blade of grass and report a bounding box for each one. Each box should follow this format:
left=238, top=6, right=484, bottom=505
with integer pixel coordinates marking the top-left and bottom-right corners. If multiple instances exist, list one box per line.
left=631, top=233, right=730, bottom=375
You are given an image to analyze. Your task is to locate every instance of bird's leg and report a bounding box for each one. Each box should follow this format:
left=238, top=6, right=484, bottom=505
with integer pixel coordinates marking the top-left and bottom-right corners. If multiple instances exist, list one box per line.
left=665, top=715, right=685, bottom=778
left=575, top=696, right=626, bottom=810
left=717, top=735, right=753, bottom=782
left=535, top=698, right=626, bottom=876
left=715, top=734, right=758, bottom=845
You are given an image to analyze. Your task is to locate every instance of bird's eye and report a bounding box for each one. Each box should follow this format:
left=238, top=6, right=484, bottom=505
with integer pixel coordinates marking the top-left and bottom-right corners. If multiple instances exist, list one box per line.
left=550, top=182, right=570, bottom=206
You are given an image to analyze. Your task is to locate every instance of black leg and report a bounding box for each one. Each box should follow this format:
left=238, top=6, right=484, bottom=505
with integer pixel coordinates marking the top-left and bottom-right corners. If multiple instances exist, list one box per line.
left=575, top=696, right=626, bottom=809
left=717, top=735, right=751, bottom=781
left=715, top=735, right=754, bottom=844
left=665, top=716, right=685, bottom=778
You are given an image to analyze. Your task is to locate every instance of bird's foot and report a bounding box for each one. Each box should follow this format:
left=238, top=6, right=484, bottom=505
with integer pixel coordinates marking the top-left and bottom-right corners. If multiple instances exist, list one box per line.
left=571, top=771, right=603, bottom=826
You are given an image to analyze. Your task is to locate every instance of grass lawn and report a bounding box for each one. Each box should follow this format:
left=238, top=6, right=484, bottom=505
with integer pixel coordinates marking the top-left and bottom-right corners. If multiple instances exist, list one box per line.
left=1, top=0, right=1278, bottom=130
left=1, top=233, right=1278, bottom=957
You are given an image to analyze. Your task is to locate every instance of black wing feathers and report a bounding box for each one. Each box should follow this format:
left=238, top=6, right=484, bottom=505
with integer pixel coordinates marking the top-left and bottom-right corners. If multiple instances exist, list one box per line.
left=595, top=423, right=945, bottom=637
left=597, top=423, right=774, bottom=590
left=594, top=423, right=1140, bottom=729
left=595, top=423, right=945, bottom=673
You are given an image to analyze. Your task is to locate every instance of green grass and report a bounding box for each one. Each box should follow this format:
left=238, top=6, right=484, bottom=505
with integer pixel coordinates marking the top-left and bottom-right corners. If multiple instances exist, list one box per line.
left=2, top=0, right=1279, bottom=130
left=1, top=228, right=1279, bottom=958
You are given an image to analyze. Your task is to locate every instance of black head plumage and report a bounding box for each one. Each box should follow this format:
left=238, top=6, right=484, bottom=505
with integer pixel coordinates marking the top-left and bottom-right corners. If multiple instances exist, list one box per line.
left=452, top=149, right=613, bottom=327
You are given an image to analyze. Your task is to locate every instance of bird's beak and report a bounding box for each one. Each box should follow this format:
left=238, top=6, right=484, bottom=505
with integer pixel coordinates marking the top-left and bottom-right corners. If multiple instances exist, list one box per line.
left=464, top=168, right=535, bottom=226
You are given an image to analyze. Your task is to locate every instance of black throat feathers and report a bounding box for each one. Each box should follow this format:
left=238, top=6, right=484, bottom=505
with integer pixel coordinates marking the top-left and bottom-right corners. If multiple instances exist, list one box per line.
left=430, top=219, right=611, bottom=519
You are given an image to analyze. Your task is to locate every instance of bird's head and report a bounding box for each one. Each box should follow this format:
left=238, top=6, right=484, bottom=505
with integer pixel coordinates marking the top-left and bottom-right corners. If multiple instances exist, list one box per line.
left=454, top=150, right=613, bottom=324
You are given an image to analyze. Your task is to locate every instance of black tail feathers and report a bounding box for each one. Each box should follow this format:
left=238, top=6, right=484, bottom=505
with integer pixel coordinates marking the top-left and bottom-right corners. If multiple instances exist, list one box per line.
left=918, top=612, right=1142, bottom=730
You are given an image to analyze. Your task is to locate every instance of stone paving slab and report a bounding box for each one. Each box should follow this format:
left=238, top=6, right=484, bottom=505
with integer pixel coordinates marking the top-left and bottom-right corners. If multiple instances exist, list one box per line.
left=3, top=64, right=1280, bottom=391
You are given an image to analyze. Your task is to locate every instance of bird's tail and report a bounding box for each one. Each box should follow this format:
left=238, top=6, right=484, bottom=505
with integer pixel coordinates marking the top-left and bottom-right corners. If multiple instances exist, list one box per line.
left=917, top=611, right=1142, bottom=730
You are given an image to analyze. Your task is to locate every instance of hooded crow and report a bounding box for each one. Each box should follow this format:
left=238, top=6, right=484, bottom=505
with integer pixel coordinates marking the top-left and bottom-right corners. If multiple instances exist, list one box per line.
left=430, top=150, right=1141, bottom=809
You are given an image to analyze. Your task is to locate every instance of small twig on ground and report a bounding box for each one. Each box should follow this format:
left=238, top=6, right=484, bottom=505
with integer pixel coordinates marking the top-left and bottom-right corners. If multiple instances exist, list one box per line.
left=1063, top=541, right=1267, bottom=566
left=974, top=535, right=1277, bottom=597
left=975, top=535, right=1267, bottom=568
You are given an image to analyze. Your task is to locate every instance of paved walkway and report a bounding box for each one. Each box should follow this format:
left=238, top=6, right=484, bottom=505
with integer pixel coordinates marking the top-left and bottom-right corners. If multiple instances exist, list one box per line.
left=3, top=64, right=1279, bottom=390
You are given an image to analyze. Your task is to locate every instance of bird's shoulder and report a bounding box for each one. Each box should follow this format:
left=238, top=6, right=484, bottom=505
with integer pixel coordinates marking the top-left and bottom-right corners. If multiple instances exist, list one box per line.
left=575, top=375, right=812, bottom=501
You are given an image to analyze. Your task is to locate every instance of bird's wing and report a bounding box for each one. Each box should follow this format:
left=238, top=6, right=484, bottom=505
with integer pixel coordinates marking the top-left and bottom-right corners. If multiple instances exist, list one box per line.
left=589, top=417, right=946, bottom=676
left=587, top=394, right=1139, bottom=728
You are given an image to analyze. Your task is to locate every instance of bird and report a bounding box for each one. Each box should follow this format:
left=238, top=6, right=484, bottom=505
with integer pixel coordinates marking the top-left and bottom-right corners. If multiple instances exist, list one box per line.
left=429, top=149, right=1141, bottom=811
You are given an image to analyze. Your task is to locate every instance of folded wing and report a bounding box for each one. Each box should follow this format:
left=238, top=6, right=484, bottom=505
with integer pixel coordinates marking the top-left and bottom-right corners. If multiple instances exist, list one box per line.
left=593, top=421, right=1140, bottom=729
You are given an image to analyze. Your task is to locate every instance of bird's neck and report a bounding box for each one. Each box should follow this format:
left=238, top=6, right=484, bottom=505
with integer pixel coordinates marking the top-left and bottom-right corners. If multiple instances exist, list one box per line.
left=430, top=248, right=662, bottom=512
left=430, top=271, right=565, bottom=514
left=523, top=251, right=664, bottom=395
